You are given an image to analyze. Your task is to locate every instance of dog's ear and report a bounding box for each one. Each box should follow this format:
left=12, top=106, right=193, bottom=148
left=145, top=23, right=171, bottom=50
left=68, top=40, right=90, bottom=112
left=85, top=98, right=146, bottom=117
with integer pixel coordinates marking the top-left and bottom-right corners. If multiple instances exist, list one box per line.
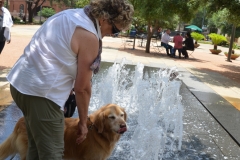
left=121, top=107, right=127, bottom=121
left=94, top=112, right=104, bottom=133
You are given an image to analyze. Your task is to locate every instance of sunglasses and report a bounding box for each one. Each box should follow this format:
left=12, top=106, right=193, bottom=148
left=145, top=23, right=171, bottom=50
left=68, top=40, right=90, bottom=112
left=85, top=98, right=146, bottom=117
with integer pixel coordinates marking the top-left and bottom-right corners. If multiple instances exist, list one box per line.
left=110, top=21, right=121, bottom=34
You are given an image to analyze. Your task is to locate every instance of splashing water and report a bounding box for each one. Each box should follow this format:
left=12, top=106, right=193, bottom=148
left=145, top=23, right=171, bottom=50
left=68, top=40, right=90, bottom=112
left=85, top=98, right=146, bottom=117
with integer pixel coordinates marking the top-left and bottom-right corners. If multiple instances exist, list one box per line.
left=89, top=59, right=183, bottom=160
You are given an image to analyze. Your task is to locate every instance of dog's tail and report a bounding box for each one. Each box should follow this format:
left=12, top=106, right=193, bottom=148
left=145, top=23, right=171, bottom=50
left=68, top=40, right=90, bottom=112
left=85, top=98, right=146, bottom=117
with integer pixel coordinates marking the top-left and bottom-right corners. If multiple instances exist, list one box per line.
left=0, top=132, right=17, bottom=159
left=0, top=117, right=26, bottom=160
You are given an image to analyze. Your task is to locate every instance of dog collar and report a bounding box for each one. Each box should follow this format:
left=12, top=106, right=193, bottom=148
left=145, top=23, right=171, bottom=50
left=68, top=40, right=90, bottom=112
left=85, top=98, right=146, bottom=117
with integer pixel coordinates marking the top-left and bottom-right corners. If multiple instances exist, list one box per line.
left=87, top=116, right=95, bottom=130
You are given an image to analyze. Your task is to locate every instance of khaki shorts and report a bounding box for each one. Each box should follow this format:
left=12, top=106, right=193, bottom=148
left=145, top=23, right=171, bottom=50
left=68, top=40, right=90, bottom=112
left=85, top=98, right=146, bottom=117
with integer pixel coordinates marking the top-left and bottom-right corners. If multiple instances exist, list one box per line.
left=10, top=85, right=64, bottom=160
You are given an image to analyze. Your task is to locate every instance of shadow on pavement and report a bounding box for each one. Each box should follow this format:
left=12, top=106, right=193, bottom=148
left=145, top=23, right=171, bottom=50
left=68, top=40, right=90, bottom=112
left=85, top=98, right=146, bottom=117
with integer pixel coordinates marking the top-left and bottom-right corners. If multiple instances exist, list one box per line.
left=189, top=67, right=240, bottom=88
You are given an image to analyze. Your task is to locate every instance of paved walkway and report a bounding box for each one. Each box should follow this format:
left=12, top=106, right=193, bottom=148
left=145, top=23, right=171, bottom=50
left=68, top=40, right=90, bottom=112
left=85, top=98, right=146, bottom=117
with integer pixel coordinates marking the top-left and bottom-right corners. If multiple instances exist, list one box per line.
left=0, top=25, right=240, bottom=159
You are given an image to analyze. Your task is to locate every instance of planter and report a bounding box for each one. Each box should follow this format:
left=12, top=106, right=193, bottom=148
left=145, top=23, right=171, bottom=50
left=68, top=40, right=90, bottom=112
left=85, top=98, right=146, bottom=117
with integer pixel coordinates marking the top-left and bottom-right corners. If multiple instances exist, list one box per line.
left=224, top=52, right=240, bottom=60
left=194, top=44, right=200, bottom=48
left=209, top=49, right=222, bottom=55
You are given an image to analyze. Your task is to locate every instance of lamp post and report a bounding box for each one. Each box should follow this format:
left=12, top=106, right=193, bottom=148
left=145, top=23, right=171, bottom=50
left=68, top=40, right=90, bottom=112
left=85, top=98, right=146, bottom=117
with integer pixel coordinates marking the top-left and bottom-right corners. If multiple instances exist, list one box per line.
left=202, top=8, right=206, bottom=33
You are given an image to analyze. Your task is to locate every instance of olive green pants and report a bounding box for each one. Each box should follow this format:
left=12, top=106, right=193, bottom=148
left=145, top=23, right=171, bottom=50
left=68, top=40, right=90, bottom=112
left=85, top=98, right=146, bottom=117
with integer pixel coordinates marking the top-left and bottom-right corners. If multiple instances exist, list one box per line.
left=10, top=85, right=64, bottom=160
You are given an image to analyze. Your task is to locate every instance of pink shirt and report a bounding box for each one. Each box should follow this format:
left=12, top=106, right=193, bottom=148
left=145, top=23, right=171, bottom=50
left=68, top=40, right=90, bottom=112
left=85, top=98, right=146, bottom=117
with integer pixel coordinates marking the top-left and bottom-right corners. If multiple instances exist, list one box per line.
left=173, top=35, right=183, bottom=49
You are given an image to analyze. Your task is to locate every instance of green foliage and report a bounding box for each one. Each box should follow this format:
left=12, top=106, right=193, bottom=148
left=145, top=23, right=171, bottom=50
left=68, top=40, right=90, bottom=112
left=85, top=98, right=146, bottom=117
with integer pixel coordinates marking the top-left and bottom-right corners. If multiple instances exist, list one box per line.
left=233, top=43, right=238, bottom=50
left=234, top=28, right=240, bottom=38
left=131, top=0, right=198, bottom=25
left=206, top=9, right=240, bottom=36
left=226, top=37, right=238, bottom=49
left=12, top=17, right=25, bottom=24
left=202, top=0, right=240, bottom=26
left=129, top=0, right=200, bottom=53
left=208, top=9, right=228, bottom=29
left=190, top=7, right=207, bottom=28
left=207, top=9, right=227, bottom=34
left=75, top=0, right=90, bottom=8
left=191, top=32, right=205, bottom=42
left=208, top=33, right=226, bottom=45
left=198, top=40, right=212, bottom=44
left=38, top=8, right=56, bottom=19
left=208, top=33, right=227, bottom=50
left=53, top=0, right=78, bottom=8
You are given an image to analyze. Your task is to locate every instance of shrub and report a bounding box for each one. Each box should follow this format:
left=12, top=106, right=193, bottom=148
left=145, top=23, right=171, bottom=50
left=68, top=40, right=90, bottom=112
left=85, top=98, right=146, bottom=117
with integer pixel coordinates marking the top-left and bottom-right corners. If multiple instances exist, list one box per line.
left=38, top=7, right=55, bottom=19
left=208, top=33, right=227, bottom=50
left=191, top=32, right=205, bottom=44
left=13, top=17, right=25, bottom=24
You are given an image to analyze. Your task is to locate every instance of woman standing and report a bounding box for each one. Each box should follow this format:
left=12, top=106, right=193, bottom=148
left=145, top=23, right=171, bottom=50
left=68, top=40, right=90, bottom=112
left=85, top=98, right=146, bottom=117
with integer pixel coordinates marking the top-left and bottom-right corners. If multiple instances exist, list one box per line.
left=7, top=0, right=134, bottom=159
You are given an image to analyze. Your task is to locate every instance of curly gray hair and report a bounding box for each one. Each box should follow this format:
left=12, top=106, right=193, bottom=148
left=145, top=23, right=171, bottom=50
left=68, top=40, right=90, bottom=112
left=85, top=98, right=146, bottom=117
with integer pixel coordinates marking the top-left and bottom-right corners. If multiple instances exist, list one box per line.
left=89, top=0, right=134, bottom=30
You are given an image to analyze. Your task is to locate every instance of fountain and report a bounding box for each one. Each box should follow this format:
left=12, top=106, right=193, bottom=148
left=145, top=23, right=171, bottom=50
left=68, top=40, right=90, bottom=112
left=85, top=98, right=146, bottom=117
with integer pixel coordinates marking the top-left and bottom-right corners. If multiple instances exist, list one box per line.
left=89, top=59, right=184, bottom=160
left=0, top=59, right=184, bottom=160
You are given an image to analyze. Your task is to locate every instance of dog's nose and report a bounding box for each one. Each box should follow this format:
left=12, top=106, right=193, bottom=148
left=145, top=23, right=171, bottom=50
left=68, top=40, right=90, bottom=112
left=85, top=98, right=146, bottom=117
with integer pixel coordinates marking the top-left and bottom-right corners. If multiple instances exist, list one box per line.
left=120, top=124, right=126, bottom=128
left=118, top=124, right=127, bottom=134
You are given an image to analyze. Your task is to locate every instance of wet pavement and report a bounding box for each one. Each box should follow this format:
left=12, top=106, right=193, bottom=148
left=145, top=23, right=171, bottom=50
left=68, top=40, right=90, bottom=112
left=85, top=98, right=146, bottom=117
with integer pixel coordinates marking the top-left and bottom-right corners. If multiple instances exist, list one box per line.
left=1, top=64, right=240, bottom=159
left=0, top=25, right=240, bottom=159
left=0, top=69, right=12, bottom=112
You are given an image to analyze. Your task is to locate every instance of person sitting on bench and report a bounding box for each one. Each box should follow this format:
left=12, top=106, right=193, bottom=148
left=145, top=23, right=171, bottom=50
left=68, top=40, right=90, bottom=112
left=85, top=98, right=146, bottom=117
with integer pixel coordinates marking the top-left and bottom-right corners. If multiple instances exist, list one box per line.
left=182, top=32, right=194, bottom=59
left=172, top=32, right=183, bottom=58
left=161, top=29, right=173, bottom=56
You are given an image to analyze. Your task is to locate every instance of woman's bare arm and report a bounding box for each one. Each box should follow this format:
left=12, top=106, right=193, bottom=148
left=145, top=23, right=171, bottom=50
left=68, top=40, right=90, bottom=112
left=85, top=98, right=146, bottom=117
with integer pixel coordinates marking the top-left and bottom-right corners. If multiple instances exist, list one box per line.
left=71, top=27, right=99, bottom=144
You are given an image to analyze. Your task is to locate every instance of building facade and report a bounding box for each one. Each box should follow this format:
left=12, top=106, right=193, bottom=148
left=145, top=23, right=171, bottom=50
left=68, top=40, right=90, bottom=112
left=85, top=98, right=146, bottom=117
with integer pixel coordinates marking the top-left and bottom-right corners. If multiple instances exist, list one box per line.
left=8, top=0, right=68, bottom=18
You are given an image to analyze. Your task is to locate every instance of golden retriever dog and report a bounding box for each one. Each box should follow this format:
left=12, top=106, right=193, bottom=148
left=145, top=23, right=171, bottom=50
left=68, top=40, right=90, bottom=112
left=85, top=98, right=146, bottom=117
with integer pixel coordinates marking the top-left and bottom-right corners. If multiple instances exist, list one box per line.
left=0, top=104, right=127, bottom=160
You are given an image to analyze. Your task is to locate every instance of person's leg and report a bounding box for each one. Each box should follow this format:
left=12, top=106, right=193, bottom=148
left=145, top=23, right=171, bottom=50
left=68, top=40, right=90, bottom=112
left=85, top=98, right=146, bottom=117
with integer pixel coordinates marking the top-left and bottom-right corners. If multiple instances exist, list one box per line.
left=185, top=50, right=189, bottom=58
left=0, top=41, right=5, bottom=54
left=184, top=47, right=191, bottom=58
left=24, top=96, right=64, bottom=160
left=10, top=85, right=39, bottom=159
left=168, top=45, right=173, bottom=55
left=181, top=47, right=187, bottom=57
left=172, top=48, right=176, bottom=57
left=10, top=85, right=64, bottom=160
left=30, top=100, right=64, bottom=160
left=25, top=119, right=39, bottom=160
left=161, top=42, right=169, bottom=55
left=177, top=48, right=182, bottom=58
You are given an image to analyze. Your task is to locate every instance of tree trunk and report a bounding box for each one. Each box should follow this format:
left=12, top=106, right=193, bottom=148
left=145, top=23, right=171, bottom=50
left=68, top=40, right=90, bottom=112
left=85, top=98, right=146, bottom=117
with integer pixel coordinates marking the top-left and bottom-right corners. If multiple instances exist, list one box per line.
left=178, top=22, right=181, bottom=31
left=27, top=0, right=41, bottom=23
left=28, top=3, right=33, bottom=23
left=214, top=44, right=217, bottom=50
left=227, top=24, right=236, bottom=62
left=145, top=22, right=153, bottom=53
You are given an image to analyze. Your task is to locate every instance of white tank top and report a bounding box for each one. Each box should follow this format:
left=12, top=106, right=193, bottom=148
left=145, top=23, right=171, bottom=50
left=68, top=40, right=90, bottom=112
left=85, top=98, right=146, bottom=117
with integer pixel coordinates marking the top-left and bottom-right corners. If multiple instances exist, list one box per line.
left=7, top=8, right=101, bottom=110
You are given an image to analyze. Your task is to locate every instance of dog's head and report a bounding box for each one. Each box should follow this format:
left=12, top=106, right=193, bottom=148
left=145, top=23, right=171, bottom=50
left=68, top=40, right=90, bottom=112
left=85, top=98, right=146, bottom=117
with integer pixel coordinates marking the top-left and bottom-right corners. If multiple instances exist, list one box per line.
left=92, top=104, right=127, bottom=134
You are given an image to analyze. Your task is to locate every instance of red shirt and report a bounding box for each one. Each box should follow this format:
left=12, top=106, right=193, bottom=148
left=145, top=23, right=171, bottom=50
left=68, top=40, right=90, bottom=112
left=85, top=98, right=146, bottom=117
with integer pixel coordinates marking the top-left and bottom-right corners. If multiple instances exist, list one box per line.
left=173, top=35, right=183, bottom=49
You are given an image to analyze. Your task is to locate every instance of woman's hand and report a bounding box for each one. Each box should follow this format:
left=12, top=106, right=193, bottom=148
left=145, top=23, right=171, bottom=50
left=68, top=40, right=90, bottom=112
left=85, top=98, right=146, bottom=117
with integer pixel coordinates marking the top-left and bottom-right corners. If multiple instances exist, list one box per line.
left=76, top=122, right=88, bottom=145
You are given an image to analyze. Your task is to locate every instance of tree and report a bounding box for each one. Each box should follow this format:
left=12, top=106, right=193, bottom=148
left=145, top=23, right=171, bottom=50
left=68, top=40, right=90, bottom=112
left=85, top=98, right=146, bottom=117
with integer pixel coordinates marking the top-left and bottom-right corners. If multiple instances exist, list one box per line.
left=27, top=0, right=77, bottom=23
left=190, top=7, right=206, bottom=28
left=54, top=0, right=78, bottom=8
left=27, top=0, right=46, bottom=23
left=201, top=0, right=240, bottom=61
left=38, top=7, right=55, bottom=19
left=75, top=0, right=89, bottom=8
left=129, top=0, right=200, bottom=53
